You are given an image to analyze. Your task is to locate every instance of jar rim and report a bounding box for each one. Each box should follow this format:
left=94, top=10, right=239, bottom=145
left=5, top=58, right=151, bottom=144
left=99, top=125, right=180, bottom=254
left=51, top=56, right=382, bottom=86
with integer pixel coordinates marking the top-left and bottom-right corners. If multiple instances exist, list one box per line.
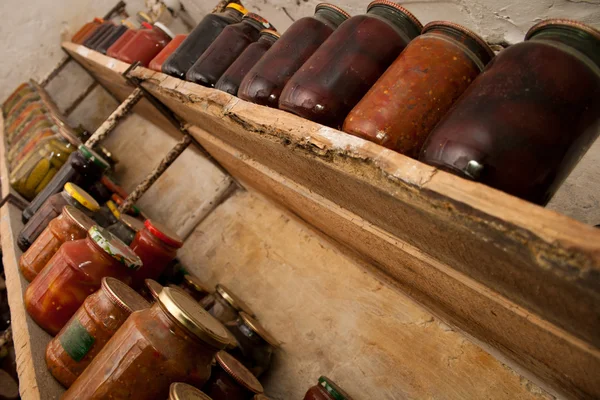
left=145, top=219, right=184, bottom=248
left=526, top=18, right=600, bottom=42
left=78, top=144, right=110, bottom=170
left=63, top=205, right=95, bottom=232
left=367, top=1, right=423, bottom=32
left=64, top=182, right=100, bottom=212
left=169, top=382, right=212, bottom=400
left=239, top=312, right=280, bottom=347
left=119, top=214, right=145, bottom=232
left=422, top=21, right=495, bottom=62
left=88, top=225, right=142, bottom=270
left=260, top=29, right=280, bottom=40
left=102, top=277, right=150, bottom=314
left=315, top=3, right=351, bottom=20
left=215, top=351, right=264, bottom=394
left=215, top=284, right=255, bottom=317
left=183, top=274, right=212, bottom=294
left=318, top=376, right=352, bottom=400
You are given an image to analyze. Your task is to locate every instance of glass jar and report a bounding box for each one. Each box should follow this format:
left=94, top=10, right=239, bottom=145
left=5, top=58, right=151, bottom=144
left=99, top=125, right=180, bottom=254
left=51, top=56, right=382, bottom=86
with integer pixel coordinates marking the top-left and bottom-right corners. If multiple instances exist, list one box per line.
left=130, top=219, right=184, bottom=289
left=86, top=175, right=126, bottom=204
left=279, top=1, right=422, bottom=128
left=162, top=3, right=248, bottom=79
left=149, top=34, right=187, bottom=73
left=238, top=4, right=349, bottom=108
left=84, top=21, right=115, bottom=49
left=7, top=125, right=57, bottom=170
left=24, top=226, right=142, bottom=335
left=62, top=287, right=231, bottom=399
left=106, top=27, right=137, bottom=58
left=140, top=278, right=164, bottom=303
left=215, top=30, right=279, bottom=96
left=5, top=91, right=41, bottom=123
left=420, top=19, right=600, bottom=205
left=2, top=82, right=34, bottom=116
left=71, top=18, right=103, bottom=44
left=116, top=22, right=174, bottom=67
left=304, top=376, right=352, bottom=400
left=17, top=182, right=99, bottom=251
left=93, top=199, right=121, bottom=228
left=344, top=21, right=494, bottom=157
left=94, top=24, right=129, bottom=54
left=203, top=351, right=264, bottom=400
left=107, top=214, right=145, bottom=245
left=185, top=13, right=273, bottom=88
left=204, top=284, right=255, bottom=324
left=226, top=312, right=278, bottom=377
left=8, top=114, right=54, bottom=153
left=169, top=382, right=213, bottom=400
left=46, top=277, right=149, bottom=387
left=178, top=274, right=212, bottom=302
left=19, top=205, right=95, bottom=282
left=6, top=101, right=45, bottom=134
left=22, top=144, right=109, bottom=223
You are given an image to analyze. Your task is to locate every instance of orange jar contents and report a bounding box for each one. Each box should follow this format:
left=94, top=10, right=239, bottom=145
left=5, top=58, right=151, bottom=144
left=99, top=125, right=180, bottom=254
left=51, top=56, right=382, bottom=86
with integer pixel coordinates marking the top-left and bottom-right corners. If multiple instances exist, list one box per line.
left=46, top=277, right=149, bottom=387
left=62, top=287, right=231, bottom=400
left=203, top=351, right=264, bottom=400
left=203, top=284, right=255, bottom=324
left=169, top=382, right=213, bottom=400
left=24, top=226, right=142, bottom=335
left=149, top=34, right=188, bottom=72
left=19, top=206, right=95, bottom=282
left=130, top=219, right=183, bottom=289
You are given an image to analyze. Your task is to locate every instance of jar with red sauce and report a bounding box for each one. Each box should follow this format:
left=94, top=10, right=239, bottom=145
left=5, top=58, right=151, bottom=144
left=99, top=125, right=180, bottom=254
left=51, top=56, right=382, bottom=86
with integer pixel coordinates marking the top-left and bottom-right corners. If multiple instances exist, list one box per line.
left=215, top=30, right=280, bottom=96
left=72, top=18, right=103, bottom=44
left=185, top=13, right=273, bottom=87
left=149, top=34, right=187, bottom=72
left=169, top=382, right=213, bottom=400
left=420, top=19, right=600, bottom=205
left=304, top=376, right=352, bottom=400
left=107, top=214, right=145, bottom=245
left=106, top=27, right=137, bottom=58
left=203, top=351, right=264, bottom=400
left=19, top=205, right=95, bottom=282
left=178, top=274, right=212, bottom=302
left=238, top=3, right=350, bottom=108
left=116, top=22, right=174, bottom=67
left=46, top=277, right=149, bottom=387
left=344, top=21, right=494, bottom=157
left=17, top=182, right=99, bottom=252
left=204, top=284, right=255, bottom=324
left=279, top=1, right=422, bottom=128
left=162, top=3, right=248, bottom=79
left=62, top=287, right=231, bottom=399
left=24, top=226, right=142, bottom=335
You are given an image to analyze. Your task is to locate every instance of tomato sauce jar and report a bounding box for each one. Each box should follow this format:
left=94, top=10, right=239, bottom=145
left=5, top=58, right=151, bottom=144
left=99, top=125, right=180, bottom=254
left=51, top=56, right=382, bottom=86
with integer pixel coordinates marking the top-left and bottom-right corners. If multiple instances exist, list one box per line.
left=46, top=277, right=149, bottom=387
left=149, top=34, right=187, bottom=73
left=116, top=22, right=174, bottom=67
left=24, top=226, right=142, bottom=335
left=19, top=205, right=95, bottom=282
left=169, top=382, right=213, bottom=400
left=203, top=351, right=264, bottom=400
left=178, top=274, right=212, bottom=302
left=238, top=3, right=349, bottom=108
left=420, top=19, right=600, bottom=205
left=279, top=1, right=422, bottom=128
left=72, top=18, right=104, bottom=44
left=344, top=21, right=494, bottom=157
left=106, top=27, right=137, bottom=58
left=107, top=214, right=145, bottom=245
left=62, top=287, right=231, bottom=399
left=304, top=376, right=353, bottom=400
left=203, top=284, right=255, bottom=324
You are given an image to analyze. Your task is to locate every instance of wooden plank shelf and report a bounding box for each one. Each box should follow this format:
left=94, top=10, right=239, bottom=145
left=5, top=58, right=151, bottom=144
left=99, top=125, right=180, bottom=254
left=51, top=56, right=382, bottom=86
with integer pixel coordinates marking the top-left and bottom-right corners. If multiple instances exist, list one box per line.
left=61, top=42, right=600, bottom=399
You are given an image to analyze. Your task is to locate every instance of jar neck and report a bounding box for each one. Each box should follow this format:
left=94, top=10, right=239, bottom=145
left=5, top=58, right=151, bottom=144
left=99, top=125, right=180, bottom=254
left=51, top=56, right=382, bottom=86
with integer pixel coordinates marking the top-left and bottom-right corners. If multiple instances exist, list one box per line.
left=367, top=5, right=421, bottom=40
left=223, top=8, right=245, bottom=20
left=425, top=26, right=493, bottom=69
left=528, top=26, right=600, bottom=67
left=87, top=236, right=122, bottom=266
left=238, top=320, right=268, bottom=346
left=258, top=33, right=278, bottom=44
left=242, top=18, right=266, bottom=32
left=142, top=227, right=179, bottom=252
left=314, top=7, right=348, bottom=29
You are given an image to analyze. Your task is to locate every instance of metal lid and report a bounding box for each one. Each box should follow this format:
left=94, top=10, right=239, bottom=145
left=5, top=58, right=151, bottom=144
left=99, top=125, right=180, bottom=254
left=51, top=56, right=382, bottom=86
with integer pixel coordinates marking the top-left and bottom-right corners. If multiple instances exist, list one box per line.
left=169, top=382, right=213, bottom=400
left=158, top=287, right=230, bottom=349
left=367, top=1, right=423, bottom=32
left=260, top=29, right=280, bottom=40
left=120, top=215, right=145, bottom=233
left=145, top=279, right=164, bottom=300
left=318, top=376, right=352, bottom=400
left=422, top=21, right=494, bottom=66
left=215, top=284, right=255, bottom=317
left=243, top=13, right=273, bottom=30
left=215, top=351, right=264, bottom=394
left=145, top=219, right=184, bottom=248
left=63, top=205, right=96, bottom=231
left=315, top=3, right=351, bottom=19
left=525, top=18, right=600, bottom=42
left=154, top=22, right=175, bottom=39
left=239, top=312, right=280, bottom=347
left=226, top=3, right=248, bottom=15
left=88, top=226, right=143, bottom=270
left=64, top=182, right=100, bottom=212
left=101, top=277, right=150, bottom=314
left=183, top=274, right=212, bottom=294
left=78, top=144, right=110, bottom=170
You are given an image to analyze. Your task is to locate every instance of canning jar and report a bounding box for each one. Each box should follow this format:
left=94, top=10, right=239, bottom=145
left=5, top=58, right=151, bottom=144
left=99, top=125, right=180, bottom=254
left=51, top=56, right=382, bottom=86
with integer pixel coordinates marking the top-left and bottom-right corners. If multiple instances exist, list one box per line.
left=22, top=144, right=109, bottom=223
left=216, top=30, right=279, bottom=96
left=279, top=1, right=422, bottom=128
left=238, top=4, right=349, bottom=107
left=344, top=21, right=494, bottom=157
left=149, top=34, right=187, bottom=72
left=5, top=92, right=42, bottom=125
left=86, top=175, right=126, bottom=204
left=93, top=199, right=121, bottom=228
left=130, top=219, right=184, bottom=289
left=7, top=124, right=57, bottom=170
left=203, top=351, right=264, bottom=400
left=17, top=182, right=99, bottom=251
left=162, top=3, right=248, bottom=79
left=178, top=274, right=212, bottom=302
left=169, top=382, right=213, bottom=400
left=84, top=21, right=115, bottom=49
left=107, top=214, right=145, bottom=245
left=226, top=312, right=278, bottom=377
left=2, top=82, right=34, bottom=116
left=62, top=287, right=231, bottom=399
left=140, top=278, right=164, bottom=303
left=19, top=205, right=95, bottom=282
left=304, top=376, right=352, bottom=400
left=7, top=114, right=54, bottom=154
left=116, top=22, right=174, bottom=67
left=420, top=19, right=600, bottom=205
left=71, top=18, right=104, bottom=44
left=106, top=27, right=137, bottom=58
left=186, top=13, right=273, bottom=87
left=6, top=102, right=45, bottom=137
left=46, top=277, right=149, bottom=387
left=24, top=226, right=142, bottom=335
left=94, top=24, right=129, bottom=54
left=204, top=284, right=255, bottom=324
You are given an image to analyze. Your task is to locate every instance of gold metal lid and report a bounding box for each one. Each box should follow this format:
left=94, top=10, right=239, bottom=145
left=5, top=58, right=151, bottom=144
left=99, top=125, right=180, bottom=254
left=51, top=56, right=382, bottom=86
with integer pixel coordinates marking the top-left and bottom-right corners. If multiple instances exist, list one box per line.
left=315, top=3, right=351, bottom=19
left=119, top=215, right=145, bottom=233
left=367, top=1, right=423, bottom=32
left=239, top=312, right=280, bottom=347
left=422, top=21, right=495, bottom=61
left=526, top=18, right=600, bottom=42
left=215, top=284, right=255, bottom=317
left=145, top=279, right=164, bottom=301
left=63, top=205, right=95, bottom=232
left=183, top=274, right=212, bottom=294
left=64, top=182, right=100, bottom=212
left=101, top=277, right=150, bottom=314
left=169, top=382, right=213, bottom=400
left=215, top=351, right=264, bottom=394
left=158, top=287, right=230, bottom=349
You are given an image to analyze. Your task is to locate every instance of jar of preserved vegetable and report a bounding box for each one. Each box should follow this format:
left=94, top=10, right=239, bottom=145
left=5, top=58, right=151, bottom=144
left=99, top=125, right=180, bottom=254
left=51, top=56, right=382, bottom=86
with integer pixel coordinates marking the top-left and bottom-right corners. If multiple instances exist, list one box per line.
left=130, top=219, right=184, bottom=289
left=22, top=144, right=109, bottom=223
left=19, top=206, right=95, bottom=282
left=5, top=97, right=43, bottom=129
left=344, top=21, right=494, bottom=157
left=304, top=376, right=352, bottom=400
left=226, top=312, right=278, bottom=377
left=2, top=82, right=34, bottom=116
left=178, top=274, right=212, bottom=302
left=238, top=3, right=349, bottom=107
left=420, top=19, right=600, bottom=205
left=216, top=30, right=280, bottom=96
left=203, top=351, right=264, bottom=400
left=169, top=382, right=213, bottom=400
left=149, top=34, right=188, bottom=73
left=62, top=287, right=231, bottom=399
left=17, top=182, right=99, bottom=251
left=204, top=284, right=255, bottom=324
left=162, top=3, right=248, bottom=79
left=186, top=13, right=273, bottom=88
left=93, top=199, right=121, bottom=228
left=107, top=214, right=145, bottom=245
left=46, top=277, right=149, bottom=387
left=8, top=114, right=54, bottom=155
left=24, top=226, right=142, bottom=335
left=279, top=1, right=422, bottom=128
left=8, top=126, right=57, bottom=171
left=116, top=22, right=174, bottom=67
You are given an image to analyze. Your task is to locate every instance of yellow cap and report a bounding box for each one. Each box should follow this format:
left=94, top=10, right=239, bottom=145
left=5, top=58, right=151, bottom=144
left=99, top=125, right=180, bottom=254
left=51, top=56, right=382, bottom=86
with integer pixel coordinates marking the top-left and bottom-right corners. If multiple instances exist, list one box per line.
left=106, top=200, right=121, bottom=219
left=226, top=3, right=248, bottom=14
left=64, top=182, right=100, bottom=212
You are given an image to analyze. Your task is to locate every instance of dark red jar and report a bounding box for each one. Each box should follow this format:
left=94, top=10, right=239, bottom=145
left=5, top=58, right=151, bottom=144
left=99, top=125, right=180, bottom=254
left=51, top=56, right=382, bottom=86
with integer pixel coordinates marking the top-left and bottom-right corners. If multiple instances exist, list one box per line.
left=304, top=376, right=352, bottom=400
left=420, top=19, right=600, bottom=205
left=279, top=1, right=422, bottom=128
left=186, top=13, right=273, bottom=88
left=238, top=3, right=350, bottom=108
left=344, top=21, right=494, bottom=157
left=106, top=28, right=137, bottom=58
left=116, top=22, right=173, bottom=67
left=203, top=351, right=264, bottom=400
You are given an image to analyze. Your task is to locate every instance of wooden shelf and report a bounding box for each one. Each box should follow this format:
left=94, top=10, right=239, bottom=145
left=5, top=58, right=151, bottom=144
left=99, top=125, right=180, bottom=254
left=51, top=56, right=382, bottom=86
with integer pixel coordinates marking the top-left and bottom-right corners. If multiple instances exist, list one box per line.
left=61, top=42, right=600, bottom=399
